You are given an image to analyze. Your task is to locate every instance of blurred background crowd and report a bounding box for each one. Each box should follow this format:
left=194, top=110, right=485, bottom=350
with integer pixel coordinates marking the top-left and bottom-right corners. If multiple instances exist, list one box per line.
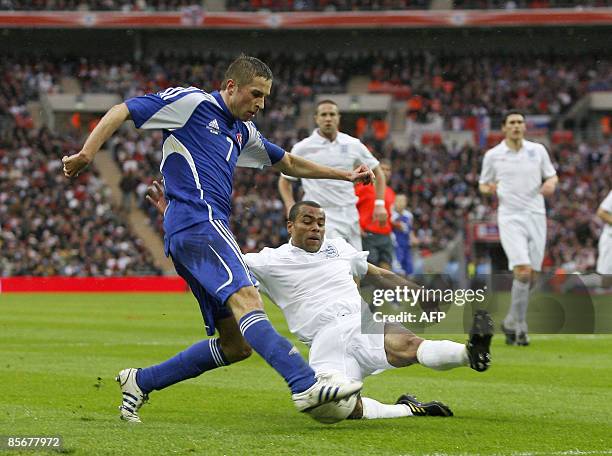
left=1, top=45, right=609, bottom=276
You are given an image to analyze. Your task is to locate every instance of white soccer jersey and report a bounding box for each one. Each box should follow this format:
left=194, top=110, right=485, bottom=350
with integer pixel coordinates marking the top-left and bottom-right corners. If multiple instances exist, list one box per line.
left=244, top=238, right=368, bottom=345
left=284, top=130, right=379, bottom=207
left=479, top=139, right=556, bottom=215
left=597, top=190, right=612, bottom=274
left=600, top=190, right=612, bottom=239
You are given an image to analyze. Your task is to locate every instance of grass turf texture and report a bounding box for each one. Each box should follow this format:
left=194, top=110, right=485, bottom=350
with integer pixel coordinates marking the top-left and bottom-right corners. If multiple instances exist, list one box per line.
left=1, top=293, right=611, bottom=456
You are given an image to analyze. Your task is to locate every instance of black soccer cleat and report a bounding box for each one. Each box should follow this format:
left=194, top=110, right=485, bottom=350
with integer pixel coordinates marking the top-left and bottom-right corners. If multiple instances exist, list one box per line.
left=467, top=310, right=494, bottom=372
left=501, top=322, right=517, bottom=346
left=396, top=394, right=453, bottom=417
left=516, top=332, right=530, bottom=346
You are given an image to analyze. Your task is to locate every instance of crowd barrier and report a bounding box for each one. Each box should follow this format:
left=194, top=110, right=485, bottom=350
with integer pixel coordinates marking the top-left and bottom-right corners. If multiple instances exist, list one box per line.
left=0, top=276, right=188, bottom=293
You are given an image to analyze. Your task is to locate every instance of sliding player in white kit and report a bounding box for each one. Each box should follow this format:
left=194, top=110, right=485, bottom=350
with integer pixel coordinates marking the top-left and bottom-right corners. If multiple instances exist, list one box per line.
left=278, top=100, right=387, bottom=250
left=146, top=189, right=495, bottom=421
left=243, top=201, right=494, bottom=420
left=479, top=111, right=558, bottom=346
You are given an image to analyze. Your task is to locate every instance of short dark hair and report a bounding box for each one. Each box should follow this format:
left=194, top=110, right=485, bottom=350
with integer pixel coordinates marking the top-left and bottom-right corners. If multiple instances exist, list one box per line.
left=316, top=99, right=338, bottom=111
left=221, top=54, right=273, bottom=90
left=502, top=110, right=525, bottom=126
left=288, top=201, right=322, bottom=221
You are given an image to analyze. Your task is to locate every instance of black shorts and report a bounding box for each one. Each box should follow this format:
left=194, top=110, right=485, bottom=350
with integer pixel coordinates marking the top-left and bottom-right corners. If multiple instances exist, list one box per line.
left=362, top=232, right=394, bottom=266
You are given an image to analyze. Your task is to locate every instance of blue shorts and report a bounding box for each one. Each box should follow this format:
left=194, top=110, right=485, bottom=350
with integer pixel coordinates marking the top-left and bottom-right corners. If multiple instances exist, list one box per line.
left=165, top=220, right=256, bottom=336
left=395, top=245, right=413, bottom=275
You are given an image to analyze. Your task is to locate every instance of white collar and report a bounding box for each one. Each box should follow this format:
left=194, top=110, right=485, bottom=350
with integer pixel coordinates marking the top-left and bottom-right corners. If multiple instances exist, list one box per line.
left=288, top=237, right=326, bottom=255
left=313, top=129, right=339, bottom=144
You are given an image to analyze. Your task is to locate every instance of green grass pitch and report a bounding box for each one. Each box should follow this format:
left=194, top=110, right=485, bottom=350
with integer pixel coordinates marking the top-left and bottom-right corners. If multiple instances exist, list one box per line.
left=1, top=293, right=611, bottom=456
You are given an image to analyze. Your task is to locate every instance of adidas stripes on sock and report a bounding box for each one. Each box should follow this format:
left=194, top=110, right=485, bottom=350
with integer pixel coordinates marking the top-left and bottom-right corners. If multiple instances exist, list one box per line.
left=136, top=338, right=228, bottom=393
left=239, top=310, right=315, bottom=394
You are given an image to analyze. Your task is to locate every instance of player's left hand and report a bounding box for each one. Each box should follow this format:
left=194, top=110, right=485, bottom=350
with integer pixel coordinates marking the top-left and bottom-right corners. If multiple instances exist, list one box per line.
left=146, top=180, right=167, bottom=216
left=373, top=205, right=388, bottom=226
left=540, top=181, right=556, bottom=197
left=349, top=164, right=375, bottom=185
left=62, top=151, right=92, bottom=178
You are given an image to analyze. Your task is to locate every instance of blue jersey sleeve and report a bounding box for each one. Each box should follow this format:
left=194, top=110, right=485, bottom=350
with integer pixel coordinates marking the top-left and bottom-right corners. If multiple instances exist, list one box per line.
left=236, top=121, right=285, bottom=169
left=126, top=86, right=207, bottom=130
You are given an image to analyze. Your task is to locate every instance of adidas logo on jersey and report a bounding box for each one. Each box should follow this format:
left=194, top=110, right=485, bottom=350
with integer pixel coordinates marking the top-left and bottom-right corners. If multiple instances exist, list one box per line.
left=207, top=119, right=220, bottom=135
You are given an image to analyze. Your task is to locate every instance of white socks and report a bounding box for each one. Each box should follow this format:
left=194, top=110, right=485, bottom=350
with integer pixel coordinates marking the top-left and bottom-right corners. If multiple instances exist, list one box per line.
left=416, top=339, right=469, bottom=371
left=505, top=279, right=530, bottom=332
left=361, top=397, right=412, bottom=419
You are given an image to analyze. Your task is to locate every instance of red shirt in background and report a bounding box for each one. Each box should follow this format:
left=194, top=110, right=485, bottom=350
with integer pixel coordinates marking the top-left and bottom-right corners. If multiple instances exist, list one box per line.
left=355, top=183, right=395, bottom=235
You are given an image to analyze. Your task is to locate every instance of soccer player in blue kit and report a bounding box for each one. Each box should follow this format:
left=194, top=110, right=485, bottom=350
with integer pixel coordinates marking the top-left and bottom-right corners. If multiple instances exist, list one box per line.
left=62, top=55, right=372, bottom=422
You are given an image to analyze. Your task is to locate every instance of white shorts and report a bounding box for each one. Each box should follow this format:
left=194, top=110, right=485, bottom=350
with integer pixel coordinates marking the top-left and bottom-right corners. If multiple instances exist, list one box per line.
left=597, top=232, right=612, bottom=274
left=498, top=212, right=547, bottom=271
left=308, top=313, right=393, bottom=382
left=324, top=206, right=362, bottom=251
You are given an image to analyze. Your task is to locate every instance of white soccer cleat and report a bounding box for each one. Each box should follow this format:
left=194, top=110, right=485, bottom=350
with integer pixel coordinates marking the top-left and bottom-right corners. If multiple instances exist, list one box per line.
left=116, top=368, right=148, bottom=423
left=292, top=373, right=363, bottom=412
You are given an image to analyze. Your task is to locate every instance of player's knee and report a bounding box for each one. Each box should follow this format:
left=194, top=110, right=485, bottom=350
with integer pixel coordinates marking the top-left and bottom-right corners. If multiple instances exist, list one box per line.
left=514, top=266, right=532, bottom=283
left=227, top=286, right=264, bottom=319
left=384, top=331, right=423, bottom=367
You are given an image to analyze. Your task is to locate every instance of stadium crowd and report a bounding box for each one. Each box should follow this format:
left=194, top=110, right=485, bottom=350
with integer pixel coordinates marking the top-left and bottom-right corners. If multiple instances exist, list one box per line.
left=0, top=59, right=162, bottom=276
left=1, top=51, right=610, bottom=275
left=2, top=0, right=609, bottom=10
left=71, top=50, right=611, bottom=135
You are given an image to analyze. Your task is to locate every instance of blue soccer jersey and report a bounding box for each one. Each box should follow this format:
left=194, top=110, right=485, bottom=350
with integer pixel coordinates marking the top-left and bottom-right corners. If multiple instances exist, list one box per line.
left=126, top=86, right=285, bottom=237
left=392, top=209, right=414, bottom=275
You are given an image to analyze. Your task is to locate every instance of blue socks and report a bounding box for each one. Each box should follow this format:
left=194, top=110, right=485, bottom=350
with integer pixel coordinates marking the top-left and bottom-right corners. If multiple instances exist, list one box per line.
left=136, top=338, right=228, bottom=393
left=238, top=310, right=315, bottom=394
left=135, top=311, right=316, bottom=395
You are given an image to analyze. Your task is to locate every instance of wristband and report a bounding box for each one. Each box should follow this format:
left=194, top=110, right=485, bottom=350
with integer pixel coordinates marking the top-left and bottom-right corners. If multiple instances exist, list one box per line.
left=374, top=199, right=385, bottom=206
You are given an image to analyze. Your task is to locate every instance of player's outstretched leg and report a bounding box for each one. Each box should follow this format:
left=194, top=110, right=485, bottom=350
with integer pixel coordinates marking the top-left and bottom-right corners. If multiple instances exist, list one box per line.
left=466, top=309, right=494, bottom=372
left=116, top=368, right=148, bottom=423
left=395, top=394, right=453, bottom=417
left=116, top=336, right=235, bottom=423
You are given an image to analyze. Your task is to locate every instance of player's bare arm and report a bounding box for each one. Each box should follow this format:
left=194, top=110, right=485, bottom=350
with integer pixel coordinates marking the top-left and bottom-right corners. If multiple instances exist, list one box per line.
left=478, top=182, right=497, bottom=195
left=597, top=207, right=612, bottom=225
left=372, top=165, right=388, bottom=225
left=274, top=153, right=374, bottom=184
left=62, top=103, right=131, bottom=178
left=278, top=175, right=296, bottom=216
left=365, top=262, right=421, bottom=291
left=540, top=175, right=558, bottom=197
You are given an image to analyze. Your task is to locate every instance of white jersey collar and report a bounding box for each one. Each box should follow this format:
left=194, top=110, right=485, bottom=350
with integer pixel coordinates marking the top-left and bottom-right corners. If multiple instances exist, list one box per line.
left=501, top=139, right=525, bottom=154
left=313, top=129, right=339, bottom=144
left=288, top=237, right=326, bottom=255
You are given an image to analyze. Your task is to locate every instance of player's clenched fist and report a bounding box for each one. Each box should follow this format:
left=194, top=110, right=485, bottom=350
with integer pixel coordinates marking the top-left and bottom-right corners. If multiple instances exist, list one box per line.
left=62, top=152, right=92, bottom=178
left=349, top=163, right=375, bottom=185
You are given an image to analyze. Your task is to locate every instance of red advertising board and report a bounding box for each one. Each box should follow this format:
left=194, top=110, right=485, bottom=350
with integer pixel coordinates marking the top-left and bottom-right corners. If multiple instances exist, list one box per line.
left=0, top=276, right=188, bottom=293
left=1, top=9, right=611, bottom=29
